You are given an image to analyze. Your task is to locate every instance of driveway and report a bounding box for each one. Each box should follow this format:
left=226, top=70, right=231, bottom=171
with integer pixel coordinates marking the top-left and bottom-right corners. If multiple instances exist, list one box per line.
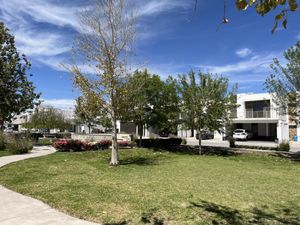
left=186, top=138, right=300, bottom=153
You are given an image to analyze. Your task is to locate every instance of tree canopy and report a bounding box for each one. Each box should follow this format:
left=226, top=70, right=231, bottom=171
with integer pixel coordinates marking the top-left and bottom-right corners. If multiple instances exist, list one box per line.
left=265, top=41, right=300, bottom=123
left=25, top=107, right=71, bottom=131
left=69, top=0, right=136, bottom=165
left=177, top=70, right=237, bottom=154
left=0, top=22, right=40, bottom=129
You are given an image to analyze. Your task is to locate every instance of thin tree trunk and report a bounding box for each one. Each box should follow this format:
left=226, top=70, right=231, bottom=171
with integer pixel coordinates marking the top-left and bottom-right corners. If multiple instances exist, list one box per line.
left=0, top=120, right=4, bottom=131
left=198, top=129, right=202, bottom=155
left=191, top=126, right=194, bottom=137
left=138, top=124, right=143, bottom=147
left=110, top=111, right=119, bottom=166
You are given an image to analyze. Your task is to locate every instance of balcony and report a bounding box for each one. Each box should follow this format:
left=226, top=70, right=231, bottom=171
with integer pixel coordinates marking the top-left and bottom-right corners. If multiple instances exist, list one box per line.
left=245, top=109, right=271, bottom=118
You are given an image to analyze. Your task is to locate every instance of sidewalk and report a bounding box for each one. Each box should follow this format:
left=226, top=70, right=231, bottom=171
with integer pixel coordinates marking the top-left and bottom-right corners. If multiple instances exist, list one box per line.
left=0, top=146, right=100, bottom=225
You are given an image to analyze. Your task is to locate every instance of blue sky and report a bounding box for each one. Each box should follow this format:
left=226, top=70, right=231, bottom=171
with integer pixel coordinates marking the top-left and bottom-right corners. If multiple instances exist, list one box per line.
left=0, top=0, right=299, bottom=109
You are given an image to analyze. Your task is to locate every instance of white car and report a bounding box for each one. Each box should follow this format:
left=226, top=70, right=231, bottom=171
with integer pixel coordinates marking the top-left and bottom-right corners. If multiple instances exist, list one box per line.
left=233, top=129, right=253, bottom=141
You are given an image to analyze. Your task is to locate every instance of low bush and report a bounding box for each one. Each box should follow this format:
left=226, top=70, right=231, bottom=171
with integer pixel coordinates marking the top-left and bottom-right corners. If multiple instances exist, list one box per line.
left=35, top=138, right=55, bottom=146
left=7, top=136, right=33, bottom=154
left=52, top=139, right=131, bottom=152
left=278, top=142, right=290, bottom=152
left=0, top=132, right=6, bottom=150
left=135, top=138, right=182, bottom=148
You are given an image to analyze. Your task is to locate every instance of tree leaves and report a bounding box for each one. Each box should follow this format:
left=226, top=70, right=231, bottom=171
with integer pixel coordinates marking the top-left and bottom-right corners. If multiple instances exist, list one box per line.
left=0, top=22, right=40, bottom=128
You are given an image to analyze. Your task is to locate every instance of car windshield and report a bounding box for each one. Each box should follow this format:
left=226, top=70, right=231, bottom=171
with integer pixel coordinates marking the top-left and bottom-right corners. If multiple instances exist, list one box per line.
left=234, top=129, right=244, bottom=133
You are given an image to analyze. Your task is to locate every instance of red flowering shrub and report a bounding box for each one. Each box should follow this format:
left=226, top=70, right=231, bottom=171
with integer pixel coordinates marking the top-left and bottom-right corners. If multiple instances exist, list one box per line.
left=52, top=139, right=69, bottom=151
left=52, top=139, right=133, bottom=152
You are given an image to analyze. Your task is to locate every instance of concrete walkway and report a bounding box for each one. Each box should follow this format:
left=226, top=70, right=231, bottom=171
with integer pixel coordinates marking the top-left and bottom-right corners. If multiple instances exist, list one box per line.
left=0, top=146, right=100, bottom=225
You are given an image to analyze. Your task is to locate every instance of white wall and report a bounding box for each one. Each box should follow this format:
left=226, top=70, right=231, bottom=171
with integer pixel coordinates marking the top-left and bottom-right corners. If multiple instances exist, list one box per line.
left=236, top=93, right=279, bottom=119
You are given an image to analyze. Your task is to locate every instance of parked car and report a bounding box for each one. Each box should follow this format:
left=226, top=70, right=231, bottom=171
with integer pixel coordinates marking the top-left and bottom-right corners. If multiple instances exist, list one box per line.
left=196, top=130, right=214, bottom=140
left=233, top=129, right=253, bottom=141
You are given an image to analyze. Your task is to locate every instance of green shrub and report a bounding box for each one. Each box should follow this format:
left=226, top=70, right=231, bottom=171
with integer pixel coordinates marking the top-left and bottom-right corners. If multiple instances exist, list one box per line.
left=278, top=142, right=290, bottom=152
left=36, top=138, right=54, bottom=146
left=181, top=139, right=187, bottom=145
left=7, top=137, right=33, bottom=154
left=0, top=132, right=6, bottom=150
left=135, top=138, right=182, bottom=148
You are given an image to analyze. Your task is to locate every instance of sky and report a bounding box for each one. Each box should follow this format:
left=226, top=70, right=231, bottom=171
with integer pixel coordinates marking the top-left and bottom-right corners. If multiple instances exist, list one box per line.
left=0, top=0, right=299, bottom=109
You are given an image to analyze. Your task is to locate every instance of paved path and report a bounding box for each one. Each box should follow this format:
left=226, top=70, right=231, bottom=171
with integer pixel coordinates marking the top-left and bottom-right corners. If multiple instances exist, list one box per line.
left=0, top=146, right=100, bottom=225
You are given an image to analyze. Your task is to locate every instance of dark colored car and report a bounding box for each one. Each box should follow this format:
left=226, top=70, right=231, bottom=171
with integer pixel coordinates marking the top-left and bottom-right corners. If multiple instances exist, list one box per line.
left=196, top=131, right=214, bottom=140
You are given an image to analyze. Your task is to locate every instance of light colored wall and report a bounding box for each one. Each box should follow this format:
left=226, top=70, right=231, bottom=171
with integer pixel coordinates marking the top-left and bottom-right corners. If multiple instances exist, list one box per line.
left=236, top=93, right=279, bottom=119
left=71, top=133, right=131, bottom=142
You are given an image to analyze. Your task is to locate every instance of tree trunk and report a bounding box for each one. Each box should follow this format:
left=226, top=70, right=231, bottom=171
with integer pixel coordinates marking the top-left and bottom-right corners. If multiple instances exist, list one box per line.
left=198, top=129, right=202, bottom=155
left=138, top=124, right=143, bottom=147
left=191, top=127, right=194, bottom=137
left=110, top=112, right=119, bottom=166
left=0, top=119, right=4, bottom=131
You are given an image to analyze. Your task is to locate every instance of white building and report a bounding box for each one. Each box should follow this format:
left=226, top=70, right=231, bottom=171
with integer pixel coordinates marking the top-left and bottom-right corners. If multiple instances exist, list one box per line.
left=178, top=93, right=296, bottom=143
left=231, top=93, right=290, bottom=143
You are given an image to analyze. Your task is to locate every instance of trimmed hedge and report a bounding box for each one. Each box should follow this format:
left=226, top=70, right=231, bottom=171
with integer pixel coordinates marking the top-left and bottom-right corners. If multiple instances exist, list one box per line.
left=135, top=138, right=182, bottom=148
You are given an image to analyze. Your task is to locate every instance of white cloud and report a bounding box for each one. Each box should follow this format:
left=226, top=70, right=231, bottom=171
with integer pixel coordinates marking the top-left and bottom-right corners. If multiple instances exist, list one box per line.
left=235, top=48, right=253, bottom=58
left=41, top=99, right=76, bottom=110
left=0, top=0, right=81, bottom=31
left=14, top=30, right=70, bottom=57
left=197, top=52, right=279, bottom=75
left=137, top=0, right=189, bottom=16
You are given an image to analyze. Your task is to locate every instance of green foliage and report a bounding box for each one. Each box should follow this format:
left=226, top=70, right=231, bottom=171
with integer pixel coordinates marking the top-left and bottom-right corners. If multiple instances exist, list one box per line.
left=134, top=138, right=182, bottom=148
left=6, top=136, right=33, bottom=154
left=265, top=41, right=300, bottom=123
left=75, top=94, right=111, bottom=132
left=126, top=70, right=180, bottom=140
left=235, top=0, right=299, bottom=33
left=177, top=70, right=237, bottom=152
left=0, top=132, right=6, bottom=150
left=278, top=141, right=290, bottom=151
left=0, top=22, right=40, bottom=129
left=25, top=107, right=72, bottom=131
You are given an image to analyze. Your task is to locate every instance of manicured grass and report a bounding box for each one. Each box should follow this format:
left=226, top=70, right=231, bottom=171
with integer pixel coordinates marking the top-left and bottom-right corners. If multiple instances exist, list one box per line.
left=0, top=150, right=11, bottom=157
left=0, top=149, right=300, bottom=225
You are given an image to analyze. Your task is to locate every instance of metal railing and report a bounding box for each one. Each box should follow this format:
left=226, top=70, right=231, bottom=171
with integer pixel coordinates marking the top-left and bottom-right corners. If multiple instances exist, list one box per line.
left=245, top=109, right=271, bottom=118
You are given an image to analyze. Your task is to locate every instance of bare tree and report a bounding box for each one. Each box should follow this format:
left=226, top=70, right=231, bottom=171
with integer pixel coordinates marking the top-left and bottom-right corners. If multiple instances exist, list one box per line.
left=69, top=0, right=136, bottom=165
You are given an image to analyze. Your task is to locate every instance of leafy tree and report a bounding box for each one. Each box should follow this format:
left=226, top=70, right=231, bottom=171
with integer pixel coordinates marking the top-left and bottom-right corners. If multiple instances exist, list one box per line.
left=235, top=0, right=299, bottom=33
left=126, top=70, right=180, bottom=145
left=193, top=0, right=298, bottom=33
left=177, top=70, right=237, bottom=154
left=0, top=22, right=40, bottom=130
left=25, top=107, right=71, bottom=132
left=75, top=94, right=108, bottom=134
left=265, top=41, right=300, bottom=123
left=68, top=0, right=136, bottom=165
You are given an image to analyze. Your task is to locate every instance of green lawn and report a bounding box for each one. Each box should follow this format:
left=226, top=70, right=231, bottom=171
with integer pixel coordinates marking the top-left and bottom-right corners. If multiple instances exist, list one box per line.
left=0, top=149, right=300, bottom=225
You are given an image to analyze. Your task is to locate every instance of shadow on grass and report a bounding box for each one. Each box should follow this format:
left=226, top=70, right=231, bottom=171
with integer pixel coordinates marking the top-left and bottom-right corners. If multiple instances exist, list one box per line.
left=190, top=200, right=300, bottom=225
left=119, top=156, right=159, bottom=166
left=151, top=145, right=240, bottom=157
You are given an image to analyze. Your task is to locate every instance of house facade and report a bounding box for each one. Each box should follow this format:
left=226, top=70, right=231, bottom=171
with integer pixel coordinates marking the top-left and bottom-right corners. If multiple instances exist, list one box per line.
left=232, top=93, right=290, bottom=143
left=178, top=93, right=298, bottom=143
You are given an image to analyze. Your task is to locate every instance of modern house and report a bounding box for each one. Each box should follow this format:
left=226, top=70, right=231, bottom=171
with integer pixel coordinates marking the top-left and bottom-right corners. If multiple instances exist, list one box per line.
left=178, top=93, right=298, bottom=143
left=232, top=93, right=290, bottom=143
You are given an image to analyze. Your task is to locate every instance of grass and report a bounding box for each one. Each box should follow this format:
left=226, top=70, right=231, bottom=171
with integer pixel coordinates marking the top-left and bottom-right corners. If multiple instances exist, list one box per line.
left=0, top=150, right=11, bottom=157
left=0, top=149, right=300, bottom=225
